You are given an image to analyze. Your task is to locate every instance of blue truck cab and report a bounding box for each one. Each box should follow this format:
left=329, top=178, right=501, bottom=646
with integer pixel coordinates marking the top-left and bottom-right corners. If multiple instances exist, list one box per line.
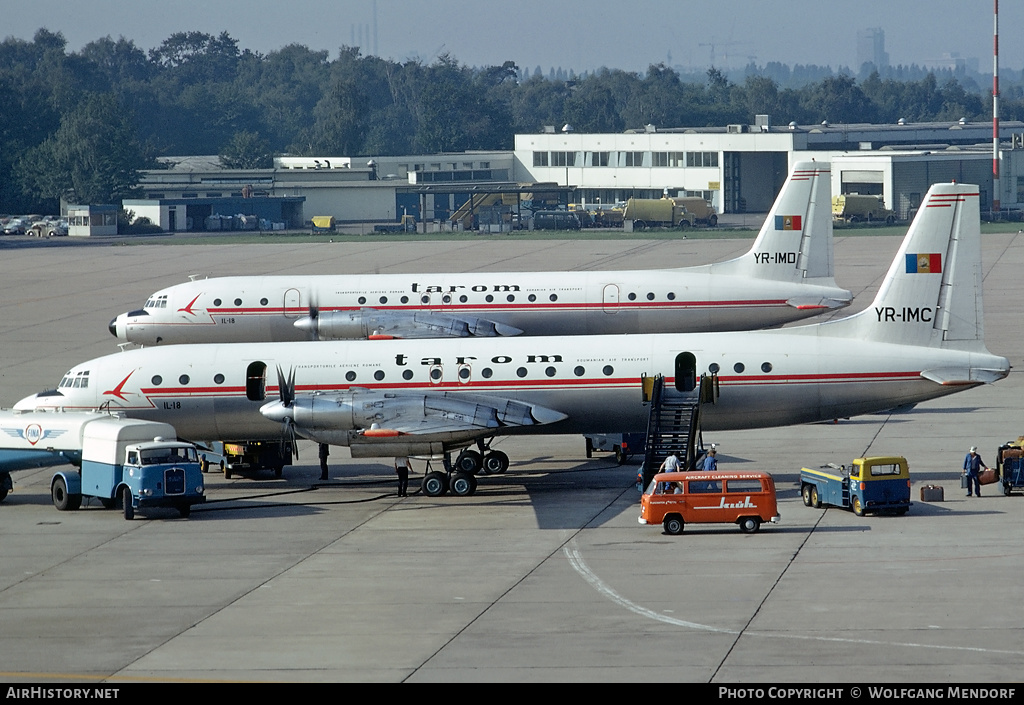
left=51, top=418, right=205, bottom=519
left=800, top=456, right=911, bottom=516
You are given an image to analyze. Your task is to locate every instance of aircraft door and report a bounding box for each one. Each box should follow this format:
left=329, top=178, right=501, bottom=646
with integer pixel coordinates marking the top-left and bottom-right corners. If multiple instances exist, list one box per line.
left=602, top=284, right=619, bottom=313
left=283, top=288, right=302, bottom=319
left=246, top=361, right=268, bottom=401
left=674, top=352, right=697, bottom=392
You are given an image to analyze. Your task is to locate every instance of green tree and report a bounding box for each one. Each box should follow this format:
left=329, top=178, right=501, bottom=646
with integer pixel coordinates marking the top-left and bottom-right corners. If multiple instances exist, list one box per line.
left=219, top=130, right=273, bottom=168
left=17, top=93, right=156, bottom=206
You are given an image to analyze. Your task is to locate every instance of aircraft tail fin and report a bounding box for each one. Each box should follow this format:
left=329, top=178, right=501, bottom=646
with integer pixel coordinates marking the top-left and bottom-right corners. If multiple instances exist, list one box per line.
left=824, top=182, right=988, bottom=351
left=713, top=161, right=836, bottom=283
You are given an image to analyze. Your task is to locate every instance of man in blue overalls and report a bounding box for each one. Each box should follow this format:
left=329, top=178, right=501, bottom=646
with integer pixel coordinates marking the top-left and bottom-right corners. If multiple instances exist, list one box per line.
left=963, top=446, right=989, bottom=497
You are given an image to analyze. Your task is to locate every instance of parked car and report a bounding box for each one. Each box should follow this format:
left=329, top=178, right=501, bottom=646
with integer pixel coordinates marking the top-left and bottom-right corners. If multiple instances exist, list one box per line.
left=2, top=218, right=27, bottom=235
left=29, top=219, right=68, bottom=237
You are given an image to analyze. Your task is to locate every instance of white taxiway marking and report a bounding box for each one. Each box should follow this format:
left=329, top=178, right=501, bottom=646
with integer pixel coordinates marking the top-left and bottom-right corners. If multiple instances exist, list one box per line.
left=563, top=540, right=1024, bottom=656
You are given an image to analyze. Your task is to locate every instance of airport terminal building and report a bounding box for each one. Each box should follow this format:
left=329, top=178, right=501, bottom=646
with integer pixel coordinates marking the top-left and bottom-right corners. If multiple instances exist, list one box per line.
left=133, top=118, right=1024, bottom=231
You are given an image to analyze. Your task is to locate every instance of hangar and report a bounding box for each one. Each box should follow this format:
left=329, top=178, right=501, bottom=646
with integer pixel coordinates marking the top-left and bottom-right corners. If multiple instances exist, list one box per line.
left=132, top=118, right=1024, bottom=231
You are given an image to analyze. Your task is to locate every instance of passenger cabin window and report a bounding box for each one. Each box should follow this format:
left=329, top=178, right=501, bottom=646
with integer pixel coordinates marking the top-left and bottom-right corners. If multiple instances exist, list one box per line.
left=726, top=479, right=763, bottom=493
left=689, top=480, right=722, bottom=493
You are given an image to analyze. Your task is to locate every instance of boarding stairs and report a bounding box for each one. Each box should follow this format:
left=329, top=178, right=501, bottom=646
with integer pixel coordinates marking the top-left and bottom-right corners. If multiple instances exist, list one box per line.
left=640, top=373, right=718, bottom=491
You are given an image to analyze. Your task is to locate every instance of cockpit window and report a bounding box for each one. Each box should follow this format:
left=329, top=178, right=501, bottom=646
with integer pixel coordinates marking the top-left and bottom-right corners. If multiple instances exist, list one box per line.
left=144, top=295, right=168, bottom=309
left=60, top=371, right=89, bottom=388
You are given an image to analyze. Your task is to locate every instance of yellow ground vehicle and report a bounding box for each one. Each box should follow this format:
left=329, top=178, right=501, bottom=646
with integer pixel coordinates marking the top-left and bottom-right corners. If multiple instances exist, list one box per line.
left=832, top=195, right=897, bottom=225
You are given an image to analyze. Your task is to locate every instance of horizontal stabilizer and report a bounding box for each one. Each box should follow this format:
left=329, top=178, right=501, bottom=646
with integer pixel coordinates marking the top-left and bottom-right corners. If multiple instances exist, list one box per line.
left=921, top=367, right=1008, bottom=386
left=786, top=296, right=850, bottom=311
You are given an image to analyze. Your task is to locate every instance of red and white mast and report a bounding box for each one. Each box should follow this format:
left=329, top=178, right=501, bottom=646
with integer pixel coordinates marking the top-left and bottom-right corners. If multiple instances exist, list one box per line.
left=992, top=0, right=1000, bottom=214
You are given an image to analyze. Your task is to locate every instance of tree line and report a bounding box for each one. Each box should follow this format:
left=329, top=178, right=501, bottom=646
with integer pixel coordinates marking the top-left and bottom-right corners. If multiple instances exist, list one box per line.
left=2, top=28, right=1021, bottom=214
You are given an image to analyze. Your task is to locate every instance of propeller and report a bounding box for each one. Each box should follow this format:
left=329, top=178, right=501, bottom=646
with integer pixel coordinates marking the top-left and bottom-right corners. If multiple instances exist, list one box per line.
left=266, top=365, right=300, bottom=459
left=293, top=293, right=320, bottom=340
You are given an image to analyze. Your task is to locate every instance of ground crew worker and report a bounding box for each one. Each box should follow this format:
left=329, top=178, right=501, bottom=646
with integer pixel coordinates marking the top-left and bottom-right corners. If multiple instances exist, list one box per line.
left=319, top=443, right=330, bottom=481
left=395, top=456, right=411, bottom=497
left=963, top=446, right=989, bottom=497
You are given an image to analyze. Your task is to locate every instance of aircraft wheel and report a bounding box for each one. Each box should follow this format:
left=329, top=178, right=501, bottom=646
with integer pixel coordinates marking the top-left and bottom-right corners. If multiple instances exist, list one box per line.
left=810, top=486, right=821, bottom=508
left=122, top=486, right=134, bottom=521
left=663, top=515, right=684, bottom=535
left=450, top=472, right=477, bottom=497
left=422, top=471, right=449, bottom=497
left=178, top=504, right=191, bottom=518
left=455, top=450, right=482, bottom=475
left=52, top=477, right=81, bottom=511
left=739, top=516, right=761, bottom=533
left=273, top=464, right=283, bottom=478
left=483, top=451, right=509, bottom=475
left=223, top=461, right=231, bottom=480
left=801, top=484, right=813, bottom=507
left=852, top=495, right=865, bottom=517
left=200, top=457, right=210, bottom=474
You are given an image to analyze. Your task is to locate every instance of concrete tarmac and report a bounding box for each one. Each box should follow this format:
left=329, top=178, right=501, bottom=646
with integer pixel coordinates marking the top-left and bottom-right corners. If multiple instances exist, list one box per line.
left=0, top=229, right=1021, bottom=683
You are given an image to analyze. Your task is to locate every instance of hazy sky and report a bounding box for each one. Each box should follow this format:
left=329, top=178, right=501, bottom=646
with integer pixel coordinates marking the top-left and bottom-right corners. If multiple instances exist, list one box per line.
left=2, top=0, right=1022, bottom=75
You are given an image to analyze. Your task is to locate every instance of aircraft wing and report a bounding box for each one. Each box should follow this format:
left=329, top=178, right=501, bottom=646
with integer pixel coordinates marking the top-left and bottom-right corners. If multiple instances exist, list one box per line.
left=296, top=308, right=523, bottom=340
left=262, top=388, right=567, bottom=442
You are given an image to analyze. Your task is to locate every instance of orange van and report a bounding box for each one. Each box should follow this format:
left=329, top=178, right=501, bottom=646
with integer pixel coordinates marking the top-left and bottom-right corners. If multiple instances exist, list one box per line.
left=638, top=471, right=780, bottom=534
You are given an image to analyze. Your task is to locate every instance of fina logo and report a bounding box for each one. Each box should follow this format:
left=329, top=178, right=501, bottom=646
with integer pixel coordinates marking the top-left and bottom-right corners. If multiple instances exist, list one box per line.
left=1, top=424, right=66, bottom=446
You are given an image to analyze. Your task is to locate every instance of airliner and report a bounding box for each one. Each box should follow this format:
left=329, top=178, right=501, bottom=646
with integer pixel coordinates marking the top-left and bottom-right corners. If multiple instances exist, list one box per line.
left=108, top=162, right=851, bottom=345
left=18, top=183, right=1008, bottom=496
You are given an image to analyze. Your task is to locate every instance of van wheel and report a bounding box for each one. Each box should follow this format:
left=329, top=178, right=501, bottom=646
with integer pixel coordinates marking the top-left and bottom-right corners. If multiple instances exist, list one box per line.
left=801, top=484, right=813, bottom=506
left=810, top=486, right=821, bottom=508
left=885, top=215, right=896, bottom=226
left=852, top=495, right=865, bottom=516
left=663, top=515, right=684, bottom=535
left=739, top=516, right=761, bottom=533
left=708, top=214, right=718, bottom=227
left=122, top=486, right=134, bottom=520
left=178, top=504, right=191, bottom=518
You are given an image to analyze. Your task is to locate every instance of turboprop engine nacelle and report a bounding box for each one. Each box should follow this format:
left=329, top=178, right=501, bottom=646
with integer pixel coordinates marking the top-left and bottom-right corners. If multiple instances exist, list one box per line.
left=293, top=309, right=522, bottom=339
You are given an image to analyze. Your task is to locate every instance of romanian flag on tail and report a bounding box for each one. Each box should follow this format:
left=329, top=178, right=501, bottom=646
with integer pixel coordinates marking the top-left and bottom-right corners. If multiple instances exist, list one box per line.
left=775, top=215, right=802, bottom=230
left=905, top=253, right=942, bottom=273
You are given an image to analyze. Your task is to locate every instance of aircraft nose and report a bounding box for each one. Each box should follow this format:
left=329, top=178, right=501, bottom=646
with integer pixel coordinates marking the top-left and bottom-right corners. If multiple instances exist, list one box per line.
left=109, top=317, right=119, bottom=338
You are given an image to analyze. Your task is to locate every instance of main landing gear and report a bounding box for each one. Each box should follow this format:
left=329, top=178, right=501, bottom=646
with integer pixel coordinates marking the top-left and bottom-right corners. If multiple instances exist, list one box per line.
left=420, top=441, right=510, bottom=498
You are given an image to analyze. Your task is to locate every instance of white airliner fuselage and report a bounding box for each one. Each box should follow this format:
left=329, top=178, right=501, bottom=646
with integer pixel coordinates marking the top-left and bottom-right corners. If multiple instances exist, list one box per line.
left=23, top=330, right=1008, bottom=448
left=109, top=163, right=851, bottom=345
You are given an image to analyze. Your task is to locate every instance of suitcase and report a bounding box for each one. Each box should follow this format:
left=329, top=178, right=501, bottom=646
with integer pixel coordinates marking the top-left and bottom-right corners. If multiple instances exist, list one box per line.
left=961, top=473, right=969, bottom=489
left=979, top=468, right=999, bottom=485
left=920, top=485, right=944, bottom=502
